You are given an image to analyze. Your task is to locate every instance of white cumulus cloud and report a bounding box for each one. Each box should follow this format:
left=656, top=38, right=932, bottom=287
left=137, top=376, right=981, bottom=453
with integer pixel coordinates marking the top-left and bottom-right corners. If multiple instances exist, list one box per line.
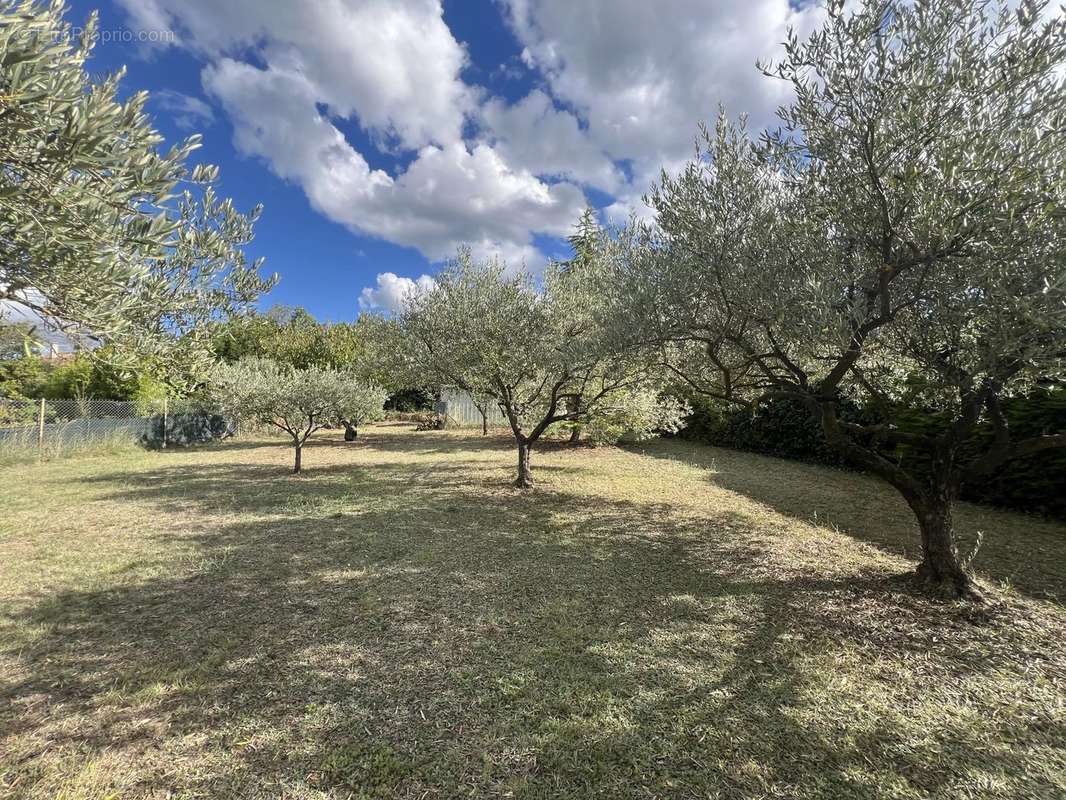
left=358, top=272, right=436, bottom=313
left=118, top=0, right=473, bottom=149
left=202, top=58, right=584, bottom=265
left=478, top=89, right=622, bottom=192
left=117, top=0, right=840, bottom=280
left=501, top=0, right=826, bottom=216
left=123, top=0, right=589, bottom=277
left=152, top=89, right=215, bottom=131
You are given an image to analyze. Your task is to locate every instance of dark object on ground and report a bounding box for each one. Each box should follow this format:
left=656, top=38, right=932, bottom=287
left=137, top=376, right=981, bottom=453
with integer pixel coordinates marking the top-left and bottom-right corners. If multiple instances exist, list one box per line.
left=142, top=412, right=232, bottom=448
left=413, top=413, right=445, bottom=431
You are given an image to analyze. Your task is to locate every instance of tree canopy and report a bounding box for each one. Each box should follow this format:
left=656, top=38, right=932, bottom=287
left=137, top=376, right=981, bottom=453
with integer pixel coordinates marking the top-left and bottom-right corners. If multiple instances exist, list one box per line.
left=211, top=306, right=369, bottom=373
left=0, top=1, right=274, bottom=383
left=399, top=248, right=658, bottom=486
left=615, top=0, right=1066, bottom=597
left=211, top=357, right=386, bottom=473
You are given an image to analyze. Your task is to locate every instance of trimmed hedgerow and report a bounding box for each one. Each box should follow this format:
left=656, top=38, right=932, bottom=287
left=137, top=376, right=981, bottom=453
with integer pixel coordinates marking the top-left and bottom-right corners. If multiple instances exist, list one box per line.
left=680, top=388, right=1066, bottom=518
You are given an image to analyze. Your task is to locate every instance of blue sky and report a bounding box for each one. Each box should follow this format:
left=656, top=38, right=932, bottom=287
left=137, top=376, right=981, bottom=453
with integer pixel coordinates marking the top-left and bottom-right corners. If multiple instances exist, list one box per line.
left=62, top=0, right=823, bottom=321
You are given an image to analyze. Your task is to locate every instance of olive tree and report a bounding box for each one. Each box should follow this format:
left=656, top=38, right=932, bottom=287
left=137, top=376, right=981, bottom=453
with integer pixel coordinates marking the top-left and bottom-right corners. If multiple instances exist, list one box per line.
left=625, top=0, right=1066, bottom=598
left=577, top=386, right=690, bottom=446
left=337, top=380, right=388, bottom=441
left=0, top=1, right=274, bottom=381
left=400, top=250, right=653, bottom=487
left=558, top=207, right=606, bottom=443
left=212, top=358, right=384, bottom=473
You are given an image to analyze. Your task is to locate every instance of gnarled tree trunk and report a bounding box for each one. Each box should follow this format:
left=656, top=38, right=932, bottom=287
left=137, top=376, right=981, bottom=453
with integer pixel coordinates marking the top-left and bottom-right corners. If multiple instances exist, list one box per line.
left=293, top=442, right=303, bottom=474
left=815, top=398, right=979, bottom=599
left=515, top=439, right=533, bottom=488
left=343, top=422, right=358, bottom=441
left=566, top=396, right=582, bottom=444
left=907, top=489, right=976, bottom=598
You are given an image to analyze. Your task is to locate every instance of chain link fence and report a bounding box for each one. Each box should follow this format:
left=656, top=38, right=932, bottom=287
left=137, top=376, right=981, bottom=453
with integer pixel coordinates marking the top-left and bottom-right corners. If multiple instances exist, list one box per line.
left=0, top=397, right=230, bottom=459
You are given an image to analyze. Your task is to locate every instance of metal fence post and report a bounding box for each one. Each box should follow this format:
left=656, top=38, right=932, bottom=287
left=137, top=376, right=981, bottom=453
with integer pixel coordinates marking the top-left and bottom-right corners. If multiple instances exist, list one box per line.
left=37, top=397, right=45, bottom=457
left=162, top=397, right=168, bottom=449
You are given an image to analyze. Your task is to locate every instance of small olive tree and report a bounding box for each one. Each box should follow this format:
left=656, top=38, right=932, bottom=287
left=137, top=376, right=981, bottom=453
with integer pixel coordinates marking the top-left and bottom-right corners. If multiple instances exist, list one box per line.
left=213, top=358, right=384, bottom=472
left=623, top=0, right=1066, bottom=598
left=338, top=381, right=388, bottom=441
left=400, top=250, right=654, bottom=487
left=558, top=207, right=608, bottom=443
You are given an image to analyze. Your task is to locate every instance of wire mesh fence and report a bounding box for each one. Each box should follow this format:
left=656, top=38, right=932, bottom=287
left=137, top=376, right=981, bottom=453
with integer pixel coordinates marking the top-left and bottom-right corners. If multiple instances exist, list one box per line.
left=0, top=397, right=229, bottom=459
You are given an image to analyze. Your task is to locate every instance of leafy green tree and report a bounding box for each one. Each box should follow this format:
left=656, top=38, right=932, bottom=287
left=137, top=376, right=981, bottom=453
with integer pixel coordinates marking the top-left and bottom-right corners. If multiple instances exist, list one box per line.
left=0, top=323, right=44, bottom=360
left=400, top=249, right=653, bottom=487
left=556, top=207, right=605, bottom=442
left=554, top=210, right=683, bottom=446
left=212, top=306, right=371, bottom=376
left=0, top=1, right=274, bottom=383
left=337, top=381, right=388, bottom=441
left=577, top=386, right=690, bottom=446
left=561, top=206, right=601, bottom=275
left=210, top=313, right=286, bottom=364
left=259, top=309, right=333, bottom=368
left=0, top=354, right=47, bottom=400
left=0, top=343, right=170, bottom=404
left=38, top=356, right=93, bottom=399
left=212, top=358, right=384, bottom=473
left=38, top=349, right=168, bottom=402
left=624, top=0, right=1066, bottom=597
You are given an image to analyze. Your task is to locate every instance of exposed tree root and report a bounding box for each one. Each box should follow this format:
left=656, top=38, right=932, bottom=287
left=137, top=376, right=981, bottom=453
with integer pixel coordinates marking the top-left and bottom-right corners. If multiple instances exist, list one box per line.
left=912, top=561, right=984, bottom=603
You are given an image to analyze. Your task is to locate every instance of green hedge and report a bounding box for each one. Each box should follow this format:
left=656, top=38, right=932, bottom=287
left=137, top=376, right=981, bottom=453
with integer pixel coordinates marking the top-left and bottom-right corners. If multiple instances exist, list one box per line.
left=142, top=412, right=232, bottom=449
left=680, top=388, right=1066, bottom=518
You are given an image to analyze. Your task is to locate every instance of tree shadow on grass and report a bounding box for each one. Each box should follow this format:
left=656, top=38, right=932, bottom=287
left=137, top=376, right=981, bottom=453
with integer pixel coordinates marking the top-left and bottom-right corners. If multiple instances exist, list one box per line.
left=631, top=438, right=1066, bottom=602
left=3, top=452, right=1063, bottom=798
left=74, top=457, right=584, bottom=521
left=353, top=427, right=517, bottom=456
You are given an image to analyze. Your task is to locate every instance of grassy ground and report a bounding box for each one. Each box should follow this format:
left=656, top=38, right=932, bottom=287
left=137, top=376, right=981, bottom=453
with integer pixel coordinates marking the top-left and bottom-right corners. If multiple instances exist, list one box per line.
left=1, top=424, right=1064, bottom=799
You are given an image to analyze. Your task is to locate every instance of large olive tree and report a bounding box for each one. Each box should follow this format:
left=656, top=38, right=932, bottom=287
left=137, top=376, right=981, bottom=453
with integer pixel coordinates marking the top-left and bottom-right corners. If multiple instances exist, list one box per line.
left=399, top=250, right=653, bottom=487
left=0, top=1, right=274, bottom=380
left=623, top=0, right=1066, bottom=598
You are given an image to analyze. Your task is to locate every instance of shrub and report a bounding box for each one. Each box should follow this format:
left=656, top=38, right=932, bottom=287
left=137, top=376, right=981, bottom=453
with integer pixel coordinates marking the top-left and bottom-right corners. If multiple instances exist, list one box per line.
left=681, top=388, right=1066, bottom=518
left=142, top=412, right=232, bottom=449
left=580, top=389, right=690, bottom=446
left=385, top=387, right=434, bottom=412
left=413, top=413, right=445, bottom=431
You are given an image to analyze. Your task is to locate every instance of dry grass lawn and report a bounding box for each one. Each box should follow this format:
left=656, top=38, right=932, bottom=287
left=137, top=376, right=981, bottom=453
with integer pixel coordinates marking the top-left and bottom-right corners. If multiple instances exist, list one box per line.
left=1, top=423, right=1064, bottom=799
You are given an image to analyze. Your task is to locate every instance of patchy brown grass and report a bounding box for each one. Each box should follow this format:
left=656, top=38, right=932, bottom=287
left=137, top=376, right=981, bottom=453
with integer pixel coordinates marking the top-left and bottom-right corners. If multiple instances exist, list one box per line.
left=0, top=424, right=1064, bottom=799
